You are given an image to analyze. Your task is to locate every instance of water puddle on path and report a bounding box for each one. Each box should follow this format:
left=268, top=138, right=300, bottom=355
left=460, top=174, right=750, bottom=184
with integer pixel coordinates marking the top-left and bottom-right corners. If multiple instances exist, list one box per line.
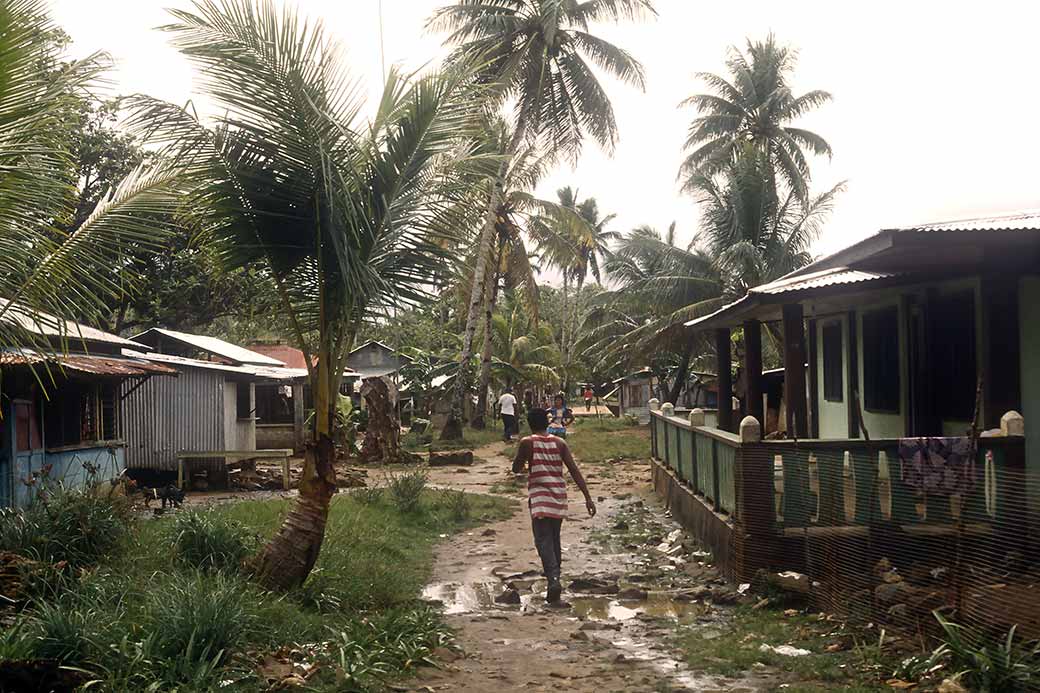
left=421, top=580, right=500, bottom=614
left=570, top=592, right=707, bottom=623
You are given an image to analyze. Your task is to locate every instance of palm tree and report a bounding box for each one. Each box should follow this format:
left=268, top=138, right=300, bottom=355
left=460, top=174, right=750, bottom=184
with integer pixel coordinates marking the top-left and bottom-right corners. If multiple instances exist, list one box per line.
left=548, top=186, right=617, bottom=392
left=680, top=34, right=832, bottom=200
left=138, top=0, right=485, bottom=589
left=429, top=0, right=654, bottom=438
left=686, top=147, right=845, bottom=297
left=0, top=1, right=182, bottom=360
left=589, top=223, right=723, bottom=402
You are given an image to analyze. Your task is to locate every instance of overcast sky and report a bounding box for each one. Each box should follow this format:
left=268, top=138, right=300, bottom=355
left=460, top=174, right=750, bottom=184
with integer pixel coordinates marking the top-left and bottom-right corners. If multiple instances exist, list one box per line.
left=52, top=0, right=1040, bottom=263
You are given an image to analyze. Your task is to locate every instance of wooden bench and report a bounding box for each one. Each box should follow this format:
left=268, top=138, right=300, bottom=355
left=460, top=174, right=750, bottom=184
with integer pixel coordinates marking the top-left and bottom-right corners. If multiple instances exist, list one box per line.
left=176, top=449, right=294, bottom=491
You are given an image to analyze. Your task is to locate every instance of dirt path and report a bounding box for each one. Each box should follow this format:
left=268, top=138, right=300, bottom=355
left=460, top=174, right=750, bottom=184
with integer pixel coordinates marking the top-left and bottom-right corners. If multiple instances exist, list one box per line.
left=413, top=442, right=771, bottom=693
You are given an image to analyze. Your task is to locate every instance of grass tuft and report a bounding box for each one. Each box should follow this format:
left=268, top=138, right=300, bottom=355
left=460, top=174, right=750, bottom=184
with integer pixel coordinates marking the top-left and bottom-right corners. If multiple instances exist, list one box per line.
left=169, top=510, right=259, bottom=572
left=387, top=469, right=428, bottom=514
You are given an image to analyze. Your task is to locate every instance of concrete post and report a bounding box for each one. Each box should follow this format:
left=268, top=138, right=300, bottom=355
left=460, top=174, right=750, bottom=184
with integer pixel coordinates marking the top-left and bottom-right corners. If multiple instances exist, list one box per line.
left=689, top=408, right=705, bottom=427
left=1001, top=410, right=1025, bottom=436
left=739, top=415, right=761, bottom=443
left=661, top=402, right=675, bottom=417
left=716, top=328, right=733, bottom=433
left=648, top=398, right=661, bottom=412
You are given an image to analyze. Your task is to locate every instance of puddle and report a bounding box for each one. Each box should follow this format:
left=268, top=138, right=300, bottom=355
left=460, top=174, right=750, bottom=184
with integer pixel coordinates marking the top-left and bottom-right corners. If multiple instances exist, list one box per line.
left=570, top=593, right=707, bottom=623
left=422, top=581, right=500, bottom=614
left=609, top=635, right=722, bottom=690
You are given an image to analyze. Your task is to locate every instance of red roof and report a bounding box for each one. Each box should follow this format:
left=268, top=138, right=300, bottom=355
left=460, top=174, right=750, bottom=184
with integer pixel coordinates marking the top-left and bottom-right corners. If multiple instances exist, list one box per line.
left=247, top=343, right=310, bottom=370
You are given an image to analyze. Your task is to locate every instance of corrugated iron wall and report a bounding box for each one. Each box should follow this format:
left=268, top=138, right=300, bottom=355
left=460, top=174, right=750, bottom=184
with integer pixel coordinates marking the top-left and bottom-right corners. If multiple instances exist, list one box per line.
left=119, top=367, right=225, bottom=470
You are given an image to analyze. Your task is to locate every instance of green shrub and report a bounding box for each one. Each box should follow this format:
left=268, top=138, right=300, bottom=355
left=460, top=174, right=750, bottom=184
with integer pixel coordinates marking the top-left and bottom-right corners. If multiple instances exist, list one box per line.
left=0, top=486, right=133, bottom=569
left=440, top=488, right=470, bottom=522
left=28, top=595, right=104, bottom=664
left=144, top=571, right=257, bottom=665
left=170, top=510, right=258, bottom=572
left=387, top=469, right=427, bottom=514
left=329, top=606, right=452, bottom=687
left=351, top=486, right=384, bottom=505
left=930, top=613, right=1040, bottom=691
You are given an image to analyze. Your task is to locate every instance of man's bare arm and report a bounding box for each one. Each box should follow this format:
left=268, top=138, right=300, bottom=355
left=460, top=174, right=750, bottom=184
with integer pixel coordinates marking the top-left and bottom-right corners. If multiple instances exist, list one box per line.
left=512, top=438, right=532, bottom=474
left=559, top=441, right=596, bottom=516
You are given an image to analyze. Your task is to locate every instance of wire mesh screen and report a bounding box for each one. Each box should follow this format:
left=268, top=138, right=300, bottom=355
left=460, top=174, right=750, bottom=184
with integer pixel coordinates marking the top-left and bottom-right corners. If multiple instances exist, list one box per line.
left=760, top=439, right=1037, bottom=640
left=652, top=411, right=1039, bottom=663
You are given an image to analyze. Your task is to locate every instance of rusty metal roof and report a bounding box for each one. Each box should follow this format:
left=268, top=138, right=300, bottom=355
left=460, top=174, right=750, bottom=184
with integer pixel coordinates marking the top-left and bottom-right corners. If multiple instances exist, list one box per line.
left=0, top=349, right=177, bottom=376
left=891, top=210, right=1040, bottom=233
left=131, top=328, right=286, bottom=366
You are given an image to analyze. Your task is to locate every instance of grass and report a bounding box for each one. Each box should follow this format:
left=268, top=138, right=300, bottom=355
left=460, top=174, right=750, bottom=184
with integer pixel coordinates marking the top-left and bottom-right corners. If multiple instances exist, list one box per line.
left=402, top=425, right=505, bottom=453
left=675, top=605, right=896, bottom=690
left=502, top=416, right=649, bottom=465
left=1, top=487, right=514, bottom=692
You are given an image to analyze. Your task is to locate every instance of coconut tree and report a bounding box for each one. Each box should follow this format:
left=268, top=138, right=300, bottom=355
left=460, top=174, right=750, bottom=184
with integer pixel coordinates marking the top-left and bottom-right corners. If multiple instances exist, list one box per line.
left=0, top=0, right=182, bottom=359
left=587, top=223, right=723, bottom=402
left=429, top=0, right=654, bottom=438
left=680, top=34, right=832, bottom=200
left=136, top=0, right=486, bottom=589
left=685, top=147, right=845, bottom=297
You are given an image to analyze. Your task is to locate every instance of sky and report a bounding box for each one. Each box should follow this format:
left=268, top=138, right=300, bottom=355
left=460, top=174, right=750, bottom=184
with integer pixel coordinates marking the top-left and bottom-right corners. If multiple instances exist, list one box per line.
left=51, top=0, right=1040, bottom=264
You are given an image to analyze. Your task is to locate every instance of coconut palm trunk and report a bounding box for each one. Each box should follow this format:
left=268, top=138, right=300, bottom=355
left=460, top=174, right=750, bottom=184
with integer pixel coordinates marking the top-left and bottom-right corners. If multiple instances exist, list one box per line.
left=444, top=127, right=524, bottom=438
left=472, top=237, right=506, bottom=429
left=251, top=348, right=340, bottom=590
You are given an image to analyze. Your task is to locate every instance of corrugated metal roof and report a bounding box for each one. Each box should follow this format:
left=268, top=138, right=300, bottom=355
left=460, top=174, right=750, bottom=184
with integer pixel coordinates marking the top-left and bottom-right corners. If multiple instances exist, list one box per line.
left=685, top=267, right=895, bottom=329
left=893, top=210, right=1040, bottom=233
left=0, top=349, right=176, bottom=376
left=123, top=349, right=306, bottom=380
left=752, top=267, right=895, bottom=295
left=1, top=300, right=145, bottom=348
left=132, top=328, right=286, bottom=366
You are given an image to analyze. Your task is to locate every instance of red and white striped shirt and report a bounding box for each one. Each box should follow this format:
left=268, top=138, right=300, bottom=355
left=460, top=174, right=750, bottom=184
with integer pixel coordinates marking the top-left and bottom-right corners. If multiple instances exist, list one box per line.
left=527, top=434, right=567, bottom=519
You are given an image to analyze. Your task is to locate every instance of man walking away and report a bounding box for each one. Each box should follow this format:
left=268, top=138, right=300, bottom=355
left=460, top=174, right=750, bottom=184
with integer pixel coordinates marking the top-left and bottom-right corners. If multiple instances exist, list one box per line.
left=498, top=387, right=517, bottom=442
left=512, top=409, right=596, bottom=603
left=583, top=385, right=594, bottom=412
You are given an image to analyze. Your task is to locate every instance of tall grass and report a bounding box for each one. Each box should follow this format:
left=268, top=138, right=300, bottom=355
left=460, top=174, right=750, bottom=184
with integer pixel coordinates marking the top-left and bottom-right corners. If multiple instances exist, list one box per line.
left=0, top=485, right=133, bottom=569
left=169, top=510, right=259, bottom=572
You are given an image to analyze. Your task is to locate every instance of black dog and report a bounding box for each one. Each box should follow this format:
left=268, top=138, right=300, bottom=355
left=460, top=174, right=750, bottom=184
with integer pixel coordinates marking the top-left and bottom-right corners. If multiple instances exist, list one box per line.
left=144, top=484, right=186, bottom=510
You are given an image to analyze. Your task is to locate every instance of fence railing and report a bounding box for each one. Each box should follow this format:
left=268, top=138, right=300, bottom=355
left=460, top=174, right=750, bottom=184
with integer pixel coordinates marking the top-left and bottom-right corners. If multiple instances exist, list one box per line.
left=651, top=409, right=739, bottom=516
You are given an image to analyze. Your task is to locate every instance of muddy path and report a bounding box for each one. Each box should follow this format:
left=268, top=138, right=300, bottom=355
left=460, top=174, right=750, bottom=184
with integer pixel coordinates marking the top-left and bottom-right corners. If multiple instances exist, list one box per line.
left=414, top=442, right=773, bottom=693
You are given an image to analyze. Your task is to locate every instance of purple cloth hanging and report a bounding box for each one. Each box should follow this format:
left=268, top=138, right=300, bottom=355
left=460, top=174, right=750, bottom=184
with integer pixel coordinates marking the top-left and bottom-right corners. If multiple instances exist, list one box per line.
left=898, top=437, right=975, bottom=496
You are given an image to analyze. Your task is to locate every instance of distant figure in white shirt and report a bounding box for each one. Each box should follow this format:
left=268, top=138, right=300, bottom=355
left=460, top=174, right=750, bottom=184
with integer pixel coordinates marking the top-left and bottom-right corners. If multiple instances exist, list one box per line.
left=497, top=388, right=518, bottom=442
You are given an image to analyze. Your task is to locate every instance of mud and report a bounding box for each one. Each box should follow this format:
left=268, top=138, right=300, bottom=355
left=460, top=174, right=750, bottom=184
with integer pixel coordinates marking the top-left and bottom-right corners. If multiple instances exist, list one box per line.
left=412, top=441, right=774, bottom=692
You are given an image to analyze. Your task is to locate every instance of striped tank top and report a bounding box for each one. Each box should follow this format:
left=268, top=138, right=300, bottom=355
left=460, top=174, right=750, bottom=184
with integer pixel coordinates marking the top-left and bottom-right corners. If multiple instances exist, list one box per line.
left=528, top=434, right=567, bottom=519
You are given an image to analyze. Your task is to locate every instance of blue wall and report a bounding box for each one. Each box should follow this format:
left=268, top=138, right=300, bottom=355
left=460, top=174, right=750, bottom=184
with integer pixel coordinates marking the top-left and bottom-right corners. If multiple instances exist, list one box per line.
left=1, top=401, right=126, bottom=508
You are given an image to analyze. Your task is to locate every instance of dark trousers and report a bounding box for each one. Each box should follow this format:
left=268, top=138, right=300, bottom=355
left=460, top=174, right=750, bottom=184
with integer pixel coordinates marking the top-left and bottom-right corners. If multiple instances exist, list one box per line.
left=531, top=517, right=563, bottom=579
left=501, top=413, right=516, bottom=439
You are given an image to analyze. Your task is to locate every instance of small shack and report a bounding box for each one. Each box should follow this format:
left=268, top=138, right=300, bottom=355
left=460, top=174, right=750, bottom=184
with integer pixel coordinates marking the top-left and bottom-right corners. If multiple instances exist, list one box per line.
left=122, top=328, right=306, bottom=486
left=0, top=306, right=175, bottom=507
left=610, top=368, right=655, bottom=423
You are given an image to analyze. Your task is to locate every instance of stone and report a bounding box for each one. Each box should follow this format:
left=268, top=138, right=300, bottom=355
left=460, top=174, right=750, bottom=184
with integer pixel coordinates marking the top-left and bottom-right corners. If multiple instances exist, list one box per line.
left=1001, top=410, right=1024, bottom=437
left=429, top=450, right=473, bottom=467
left=613, top=521, right=629, bottom=531
left=579, top=621, right=622, bottom=631
left=648, top=398, right=661, bottom=412
left=874, top=580, right=917, bottom=605
left=617, top=587, right=648, bottom=600
left=568, top=577, right=619, bottom=595
left=739, top=415, right=761, bottom=443
left=494, top=588, right=521, bottom=605
left=689, top=408, right=705, bottom=427
left=660, top=402, right=675, bottom=417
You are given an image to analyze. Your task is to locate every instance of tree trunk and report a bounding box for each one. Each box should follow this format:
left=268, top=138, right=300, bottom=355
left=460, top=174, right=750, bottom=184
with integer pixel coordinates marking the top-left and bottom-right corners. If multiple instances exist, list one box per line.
left=559, top=272, right=571, bottom=395
left=472, top=239, right=505, bottom=429
left=360, top=376, right=414, bottom=464
left=442, top=128, right=525, bottom=440
left=249, top=435, right=337, bottom=590
left=250, top=335, right=339, bottom=590
left=667, top=342, right=694, bottom=404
